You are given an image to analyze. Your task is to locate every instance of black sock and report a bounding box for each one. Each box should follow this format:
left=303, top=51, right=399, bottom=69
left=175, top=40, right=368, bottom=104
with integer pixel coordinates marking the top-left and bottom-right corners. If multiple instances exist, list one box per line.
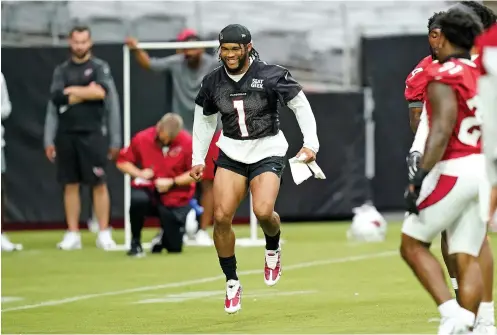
left=264, top=230, right=280, bottom=250
left=219, top=255, right=238, bottom=281
left=130, top=220, right=143, bottom=243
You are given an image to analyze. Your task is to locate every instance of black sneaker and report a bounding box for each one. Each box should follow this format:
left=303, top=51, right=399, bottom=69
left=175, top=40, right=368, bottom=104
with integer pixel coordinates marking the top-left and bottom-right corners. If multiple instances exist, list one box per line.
left=150, top=230, right=164, bottom=254
left=127, top=240, right=145, bottom=258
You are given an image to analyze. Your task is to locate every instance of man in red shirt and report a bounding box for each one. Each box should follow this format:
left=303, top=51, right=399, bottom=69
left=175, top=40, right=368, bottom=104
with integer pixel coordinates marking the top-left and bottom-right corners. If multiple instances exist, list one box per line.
left=404, top=12, right=443, bottom=133
left=116, top=114, right=195, bottom=256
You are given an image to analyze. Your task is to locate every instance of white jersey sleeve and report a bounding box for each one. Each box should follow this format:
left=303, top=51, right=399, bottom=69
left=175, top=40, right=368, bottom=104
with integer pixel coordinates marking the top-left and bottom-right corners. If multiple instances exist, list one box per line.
left=192, top=104, right=218, bottom=166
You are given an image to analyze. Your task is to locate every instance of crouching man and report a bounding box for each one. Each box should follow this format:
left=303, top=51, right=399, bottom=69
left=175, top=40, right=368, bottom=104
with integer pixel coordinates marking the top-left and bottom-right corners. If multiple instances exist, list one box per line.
left=116, top=113, right=195, bottom=256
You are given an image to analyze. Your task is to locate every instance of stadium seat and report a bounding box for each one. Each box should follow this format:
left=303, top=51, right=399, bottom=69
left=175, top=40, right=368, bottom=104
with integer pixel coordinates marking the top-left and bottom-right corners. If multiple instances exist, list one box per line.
left=130, top=14, right=186, bottom=42
left=52, top=2, right=72, bottom=38
left=6, top=1, right=56, bottom=35
left=67, top=1, right=121, bottom=21
left=84, top=16, right=129, bottom=43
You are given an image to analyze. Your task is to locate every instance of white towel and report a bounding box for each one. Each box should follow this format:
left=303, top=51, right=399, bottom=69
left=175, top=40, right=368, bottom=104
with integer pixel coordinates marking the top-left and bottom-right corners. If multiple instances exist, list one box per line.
left=288, top=154, right=326, bottom=185
left=132, top=177, right=153, bottom=187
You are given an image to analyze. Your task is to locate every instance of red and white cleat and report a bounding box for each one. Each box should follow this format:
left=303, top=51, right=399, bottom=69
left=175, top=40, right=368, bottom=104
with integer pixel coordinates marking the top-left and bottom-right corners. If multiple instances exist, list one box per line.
left=224, top=279, right=242, bottom=314
left=264, top=247, right=282, bottom=286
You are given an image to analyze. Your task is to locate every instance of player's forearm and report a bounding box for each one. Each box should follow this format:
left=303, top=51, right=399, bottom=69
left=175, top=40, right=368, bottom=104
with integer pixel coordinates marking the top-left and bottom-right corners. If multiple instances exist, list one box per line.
left=132, top=49, right=152, bottom=69
left=192, top=104, right=217, bottom=166
left=44, top=102, right=58, bottom=148
left=420, top=126, right=451, bottom=171
left=1, top=85, right=12, bottom=120
left=116, top=161, right=143, bottom=179
left=67, top=86, right=106, bottom=100
left=410, top=109, right=429, bottom=154
left=105, top=79, right=122, bottom=148
left=68, top=94, right=84, bottom=105
left=287, top=91, right=319, bottom=153
left=408, top=105, right=422, bottom=133
left=1, top=100, right=11, bottom=120
left=173, top=171, right=195, bottom=186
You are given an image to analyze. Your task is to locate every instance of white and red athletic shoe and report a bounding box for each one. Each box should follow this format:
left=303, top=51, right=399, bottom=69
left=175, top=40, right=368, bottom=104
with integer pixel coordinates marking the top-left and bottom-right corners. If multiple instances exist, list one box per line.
left=264, top=247, right=282, bottom=286
left=224, top=279, right=242, bottom=314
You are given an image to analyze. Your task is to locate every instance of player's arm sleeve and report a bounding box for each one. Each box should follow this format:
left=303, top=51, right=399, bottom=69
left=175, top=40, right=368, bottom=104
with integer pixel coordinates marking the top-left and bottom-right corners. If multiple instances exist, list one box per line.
left=410, top=107, right=429, bottom=154
left=286, top=91, right=320, bottom=153
left=192, top=104, right=217, bottom=166
left=149, top=56, right=176, bottom=72
left=184, top=143, right=193, bottom=171
left=194, top=79, right=217, bottom=116
left=50, top=66, right=68, bottom=106
left=1, top=73, right=12, bottom=120
left=408, top=101, right=423, bottom=108
left=94, top=62, right=112, bottom=94
left=44, top=101, right=58, bottom=148
left=116, top=137, right=139, bottom=165
left=104, top=76, right=122, bottom=148
left=274, top=69, right=302, bottom=104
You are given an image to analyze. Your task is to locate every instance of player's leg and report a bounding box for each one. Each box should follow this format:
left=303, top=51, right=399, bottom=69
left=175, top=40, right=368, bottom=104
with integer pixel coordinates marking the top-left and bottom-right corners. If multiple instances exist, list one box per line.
left=441, top=231, right=459, bottom=300
left=157, top=205, right=191, bottom=253
left=196, top=131, right=221, bottom=245
left=1, top=152, right=22, bottom=252
left=473, top=176, right=496, bottom=333
left=401, top=174, right=476, bottom=332
left=249, top=156, right=286, bottom=286
left=78, top=132, right=115, bottom=250
left=127, top=188, right=156, bottom=257
left=213, top=166, right=246, bottom=259
left=447, top=200, right=486, bottom=318
left=400, top=230, right=453, bottom=305
left=55, top=134, right=82, bottom=250
left=212, top=152, right=248, bottom=313
left=474, top=237, right=495, bottom=332
left=200, top=180, right=214, bottom=230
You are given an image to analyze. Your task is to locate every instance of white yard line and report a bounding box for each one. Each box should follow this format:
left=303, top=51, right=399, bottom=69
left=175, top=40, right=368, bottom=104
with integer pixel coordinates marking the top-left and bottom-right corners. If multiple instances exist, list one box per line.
left=2, top=250, right=397, bottom=313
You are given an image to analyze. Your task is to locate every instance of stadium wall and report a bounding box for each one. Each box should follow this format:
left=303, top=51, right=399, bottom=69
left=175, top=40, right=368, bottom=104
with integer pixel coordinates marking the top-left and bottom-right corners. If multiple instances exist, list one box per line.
left=1, top=38, right=426, bottom=230
left=360, top=34, right=429, bottom=211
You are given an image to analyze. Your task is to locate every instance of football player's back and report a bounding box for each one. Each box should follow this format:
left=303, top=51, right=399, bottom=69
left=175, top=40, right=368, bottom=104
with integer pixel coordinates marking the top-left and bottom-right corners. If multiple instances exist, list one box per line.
left=425, top=58, right=482, bottom=162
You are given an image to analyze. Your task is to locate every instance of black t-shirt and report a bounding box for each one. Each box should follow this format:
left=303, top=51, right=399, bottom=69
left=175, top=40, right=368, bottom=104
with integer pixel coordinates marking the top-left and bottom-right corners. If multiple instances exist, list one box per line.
left=195, top=60, right=301, bottom=140
left=50, top=57, right=112, bottom=133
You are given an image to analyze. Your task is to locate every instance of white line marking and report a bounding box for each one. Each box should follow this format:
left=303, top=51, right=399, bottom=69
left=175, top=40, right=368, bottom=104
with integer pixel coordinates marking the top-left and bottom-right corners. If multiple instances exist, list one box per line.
left=1, top=250, right=397, bottom=313
left=135, top=289, right=318, bottom=304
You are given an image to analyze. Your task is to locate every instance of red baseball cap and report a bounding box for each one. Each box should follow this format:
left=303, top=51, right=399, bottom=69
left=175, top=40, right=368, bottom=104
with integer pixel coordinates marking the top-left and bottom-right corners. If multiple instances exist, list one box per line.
left=177, top=28, right=199, bottom=42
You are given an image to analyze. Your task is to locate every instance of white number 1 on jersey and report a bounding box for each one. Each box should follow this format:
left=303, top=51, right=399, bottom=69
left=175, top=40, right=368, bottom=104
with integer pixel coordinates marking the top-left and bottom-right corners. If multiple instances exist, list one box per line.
left=233, top=100, right=249, bottom=137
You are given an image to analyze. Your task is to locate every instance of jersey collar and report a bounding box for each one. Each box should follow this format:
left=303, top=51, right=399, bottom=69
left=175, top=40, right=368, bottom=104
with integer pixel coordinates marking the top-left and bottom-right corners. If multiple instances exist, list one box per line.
left=439, top=51, right=471, bottom=63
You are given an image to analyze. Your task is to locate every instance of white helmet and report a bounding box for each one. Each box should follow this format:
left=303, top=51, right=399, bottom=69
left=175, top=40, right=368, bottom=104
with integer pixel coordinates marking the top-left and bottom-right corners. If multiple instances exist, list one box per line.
left=347, top=204, right=387, bottom=242
left=185, top=208, right=199, bottom=239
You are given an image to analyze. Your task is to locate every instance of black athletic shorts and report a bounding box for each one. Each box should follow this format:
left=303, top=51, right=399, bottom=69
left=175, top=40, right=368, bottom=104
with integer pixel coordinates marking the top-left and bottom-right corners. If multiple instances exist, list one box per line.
left=215, top=150, right=286, bottom=182
left=55, top=131, right=107, bottom=185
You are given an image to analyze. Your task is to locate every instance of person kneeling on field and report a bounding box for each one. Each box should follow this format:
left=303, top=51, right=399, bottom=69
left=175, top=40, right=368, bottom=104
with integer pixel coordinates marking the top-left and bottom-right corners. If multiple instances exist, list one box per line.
left=116, top=114, right=196, bottom=256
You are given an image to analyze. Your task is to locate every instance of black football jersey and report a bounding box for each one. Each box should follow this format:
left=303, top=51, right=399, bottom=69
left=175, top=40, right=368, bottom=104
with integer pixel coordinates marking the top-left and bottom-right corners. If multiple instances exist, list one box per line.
left=195, top=60, right=302, bottom=140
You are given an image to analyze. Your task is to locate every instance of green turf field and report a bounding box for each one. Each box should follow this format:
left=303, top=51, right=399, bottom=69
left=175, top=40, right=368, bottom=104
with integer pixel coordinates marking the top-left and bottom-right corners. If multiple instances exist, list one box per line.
left=1, top=222, right=496, bottom=334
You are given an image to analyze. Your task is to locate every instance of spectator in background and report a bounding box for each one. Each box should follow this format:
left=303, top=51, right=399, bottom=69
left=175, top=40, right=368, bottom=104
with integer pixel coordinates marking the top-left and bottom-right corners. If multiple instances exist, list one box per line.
left=44, top=26, right=121, bottom=250
left=1, top=73, right=23, bottom=252
left=87, top=85, right=123, bottom=234
left=125, top=29, right=220, bottom=246
left=116, top=113, right=195, bottom=256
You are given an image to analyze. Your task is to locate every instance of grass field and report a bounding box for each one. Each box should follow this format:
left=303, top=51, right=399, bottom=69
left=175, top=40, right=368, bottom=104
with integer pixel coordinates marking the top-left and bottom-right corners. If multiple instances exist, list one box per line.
left=1, top=222, right=496, bottom=334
